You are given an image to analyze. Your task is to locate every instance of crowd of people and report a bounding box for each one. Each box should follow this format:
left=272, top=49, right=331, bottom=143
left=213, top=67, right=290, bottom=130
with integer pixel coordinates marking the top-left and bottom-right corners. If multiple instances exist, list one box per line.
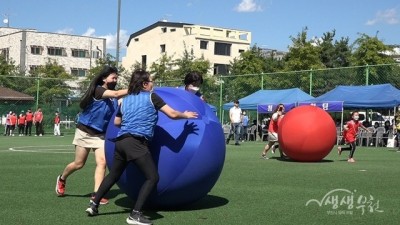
left=2, top=108, right=64, bottom=137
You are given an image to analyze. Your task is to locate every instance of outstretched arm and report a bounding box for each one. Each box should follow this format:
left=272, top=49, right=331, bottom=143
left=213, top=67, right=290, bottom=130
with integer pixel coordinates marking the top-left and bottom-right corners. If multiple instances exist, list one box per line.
left=159, top=104, right=198, bottom=119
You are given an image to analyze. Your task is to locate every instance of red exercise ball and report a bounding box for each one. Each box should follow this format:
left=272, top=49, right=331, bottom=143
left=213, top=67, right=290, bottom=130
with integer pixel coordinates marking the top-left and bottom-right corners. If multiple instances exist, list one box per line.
left=278, top=105, right=336, bottom=162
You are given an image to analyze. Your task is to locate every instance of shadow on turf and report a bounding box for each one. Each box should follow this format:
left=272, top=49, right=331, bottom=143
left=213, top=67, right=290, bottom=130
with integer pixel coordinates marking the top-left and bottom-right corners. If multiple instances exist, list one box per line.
left=63, top=189, right=123, bottom=199
left=114, top=194, right=228, bottom=211
left=271, top=156, right=334, bottom=163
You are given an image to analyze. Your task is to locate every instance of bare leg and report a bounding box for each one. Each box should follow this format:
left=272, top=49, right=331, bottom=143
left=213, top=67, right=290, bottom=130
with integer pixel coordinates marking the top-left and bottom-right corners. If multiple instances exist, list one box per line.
left=61, top=145, right=90, bottom=180
left=93, top=147, right=107, bottom=192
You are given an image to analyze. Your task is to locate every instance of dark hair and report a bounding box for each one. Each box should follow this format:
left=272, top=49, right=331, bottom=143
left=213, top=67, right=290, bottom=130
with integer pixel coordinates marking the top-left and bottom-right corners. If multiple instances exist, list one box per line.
left=128, top=69, right=152, bottom=95
left=184, top=72, right=203, bottom=87
left=274, top=103, right=284, bottom=113
left=234, top=100, right=239, bottom=104
left=80, top=66, right=118, bottom=109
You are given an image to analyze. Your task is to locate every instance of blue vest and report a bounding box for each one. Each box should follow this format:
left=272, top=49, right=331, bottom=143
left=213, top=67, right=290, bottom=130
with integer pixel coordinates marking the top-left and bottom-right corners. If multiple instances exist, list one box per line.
left=79, top=97, right=116, bottom=133
left=118, top=92, right=158, bottom=140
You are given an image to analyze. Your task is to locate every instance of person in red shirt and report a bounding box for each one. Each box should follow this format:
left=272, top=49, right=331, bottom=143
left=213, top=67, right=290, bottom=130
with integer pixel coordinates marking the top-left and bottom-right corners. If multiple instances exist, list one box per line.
left=261, top=104, right=286, bottom=159
left=25, top=109, right=34, bottom=136
left=9, top=112, right=17, bottom=136
left=337, top=111, right=370, bottom=163
left=54, top=111, right=61, bottom=136
left=18, top=111, right=26, bottom=136
left=33, top=107, right=44, bottom=136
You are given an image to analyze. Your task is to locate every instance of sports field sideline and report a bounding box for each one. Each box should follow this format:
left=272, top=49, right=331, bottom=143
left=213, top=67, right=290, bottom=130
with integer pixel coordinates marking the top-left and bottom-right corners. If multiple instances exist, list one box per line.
left=0, top=134, right=399, bottom=225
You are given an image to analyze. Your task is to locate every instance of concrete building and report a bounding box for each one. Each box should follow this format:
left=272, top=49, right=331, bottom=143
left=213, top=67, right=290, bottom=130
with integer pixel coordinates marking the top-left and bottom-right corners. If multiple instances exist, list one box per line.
left=0, top=27, right=106, bottom=76
left=122, top=21, right=252, bottom=75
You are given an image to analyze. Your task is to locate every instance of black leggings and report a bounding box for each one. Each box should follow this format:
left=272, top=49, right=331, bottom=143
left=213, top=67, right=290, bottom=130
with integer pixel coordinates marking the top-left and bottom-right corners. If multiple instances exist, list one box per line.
left=341, top=142, right=357, bottom=158
left=94, top=151, right=159, bottom=211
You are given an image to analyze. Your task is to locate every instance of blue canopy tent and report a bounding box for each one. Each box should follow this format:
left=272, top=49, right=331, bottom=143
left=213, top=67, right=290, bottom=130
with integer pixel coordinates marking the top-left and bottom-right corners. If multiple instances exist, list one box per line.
left=299, top=84, right=400, bottom=133
left=302, top=84, right=400, bottom=109
left=223, top=88, right=314, bottom=111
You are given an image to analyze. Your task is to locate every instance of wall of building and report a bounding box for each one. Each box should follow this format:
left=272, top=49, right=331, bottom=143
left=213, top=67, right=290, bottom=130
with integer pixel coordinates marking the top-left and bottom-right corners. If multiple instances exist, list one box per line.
left=122, top=22, right=251, bottom=75
left=0, top=27, right=106, bottom=75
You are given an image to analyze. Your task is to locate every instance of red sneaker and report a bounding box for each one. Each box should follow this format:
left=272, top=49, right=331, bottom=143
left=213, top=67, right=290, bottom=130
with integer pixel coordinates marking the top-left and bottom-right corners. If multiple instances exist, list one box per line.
left=91, top=195, right=109, bottom=205
left=55, top=175, right=65, bottom=196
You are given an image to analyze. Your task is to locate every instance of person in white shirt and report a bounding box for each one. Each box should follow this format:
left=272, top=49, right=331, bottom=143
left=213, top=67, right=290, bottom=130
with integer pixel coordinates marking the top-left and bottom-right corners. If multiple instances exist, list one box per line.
left=227, top=100, right=242, bottom=145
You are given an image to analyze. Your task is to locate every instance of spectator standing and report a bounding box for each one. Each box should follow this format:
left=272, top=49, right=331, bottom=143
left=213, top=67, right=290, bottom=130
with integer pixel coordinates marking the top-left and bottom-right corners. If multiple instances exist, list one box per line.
left=18, top=111, right=26, bottom=136
left=34, top=107, right=44, bottom=136
left=54, top=111, right=61, bottom=136
left=4, top=111, right=12, bottom=136
left=241, top=111, right=249, bottom=141
left=226, top=100, right=242, bottom=145
left=9, top=112, right=17, bottom=136
left=25, top=109, right=33, bottom=136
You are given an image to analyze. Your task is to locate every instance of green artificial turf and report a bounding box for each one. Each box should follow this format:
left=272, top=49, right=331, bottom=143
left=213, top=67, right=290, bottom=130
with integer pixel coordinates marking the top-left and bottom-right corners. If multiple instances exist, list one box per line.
left=0, top=135, right=399, bottom=225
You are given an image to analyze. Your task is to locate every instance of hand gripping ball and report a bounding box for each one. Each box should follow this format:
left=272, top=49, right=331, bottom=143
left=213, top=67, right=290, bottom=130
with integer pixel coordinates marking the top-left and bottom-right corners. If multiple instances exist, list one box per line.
left=278, top=105, right=336, bottom=162
left=105, top=87, right=226, bottom=208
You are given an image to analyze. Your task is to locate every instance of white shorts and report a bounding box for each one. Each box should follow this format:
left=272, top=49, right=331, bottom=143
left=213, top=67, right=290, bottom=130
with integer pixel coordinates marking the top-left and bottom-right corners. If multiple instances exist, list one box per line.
left=267, top=132, right=278, bottom=142
left=72, top=128, right=105, bottom=149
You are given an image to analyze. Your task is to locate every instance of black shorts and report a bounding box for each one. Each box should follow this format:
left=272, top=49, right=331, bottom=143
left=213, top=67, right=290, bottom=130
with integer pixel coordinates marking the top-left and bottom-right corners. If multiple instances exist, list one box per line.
left=114, top=134, right=150, bottom=161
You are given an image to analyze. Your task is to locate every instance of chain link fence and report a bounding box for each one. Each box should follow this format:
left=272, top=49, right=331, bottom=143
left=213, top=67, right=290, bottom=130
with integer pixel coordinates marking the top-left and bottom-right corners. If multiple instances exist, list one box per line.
left=1, top=63, right=399, bottom=129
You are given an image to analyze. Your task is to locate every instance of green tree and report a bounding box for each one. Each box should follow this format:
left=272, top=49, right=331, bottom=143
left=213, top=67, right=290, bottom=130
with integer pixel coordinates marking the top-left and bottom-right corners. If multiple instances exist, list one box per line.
left=25, top=59, right=72, bottom=104
left=149, top=53, right=176, bottom=84
left=0, top=55, right=25, bottom=91
left=351, top=34, right=396, bottom=84
left=333, top=37, right=352, bottom=67
left=284, top=27, right=324, bottom=71
left=226, top=45, right=267, bottom=101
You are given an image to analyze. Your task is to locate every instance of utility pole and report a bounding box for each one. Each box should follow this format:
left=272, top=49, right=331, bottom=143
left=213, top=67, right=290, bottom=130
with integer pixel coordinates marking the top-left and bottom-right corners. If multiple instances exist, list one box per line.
left=116, top=0, right=121, bottom=65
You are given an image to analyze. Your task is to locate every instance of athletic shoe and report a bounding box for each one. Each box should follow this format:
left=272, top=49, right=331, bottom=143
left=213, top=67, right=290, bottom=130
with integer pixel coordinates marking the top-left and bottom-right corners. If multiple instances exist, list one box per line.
left=86, top=201, right=99, bottom=216
left=126, top=210, right=152, bottom=225
left=347, top=158, right=355, bottom=163
left=337, top=147, right=342, bottom=156
left=226, top=139, right=230, bottom=144
left=55, top=175, right=65, bottom=196
left=261, top=153, right=269, bottom=160
left=91, top=194, right=109, bottom=205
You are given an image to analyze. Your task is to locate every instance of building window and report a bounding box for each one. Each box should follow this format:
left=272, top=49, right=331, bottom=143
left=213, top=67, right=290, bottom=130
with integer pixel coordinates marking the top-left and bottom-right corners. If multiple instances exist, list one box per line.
left=48, top=47, right=67, bottom=56
left=72, top=49, right=89, bottom=58
left=134, top=38, right=139, bottom=42
left=214, top=42, right=231, bottom=56
left=91, top=50, right=100, bottom=59
left=200, top=40, right=208, bottom=50
left=239, top=49, right=245, bottom=53
left=170, top=28, right=176, bottom=32
left=31, top=46, right=43, bottom=55
left=71, top=68, right=87, bottom=77
left=161, top=27, right=167, bottom=33
left=160, top=44, right=166, bottom=53
left=213, top=64, right=230, bottom=75
left=0, top=48, right=10, bottom=61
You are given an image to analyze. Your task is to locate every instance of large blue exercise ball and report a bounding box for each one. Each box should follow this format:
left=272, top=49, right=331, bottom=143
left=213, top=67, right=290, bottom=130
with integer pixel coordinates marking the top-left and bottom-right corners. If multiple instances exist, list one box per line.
left=105, top=87, right=226, bottom=208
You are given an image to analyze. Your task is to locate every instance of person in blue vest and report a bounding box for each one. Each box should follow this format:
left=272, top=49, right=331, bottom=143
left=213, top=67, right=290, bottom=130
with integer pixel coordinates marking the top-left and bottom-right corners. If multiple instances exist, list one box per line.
left=86, top=69, right=198, bottom=225
left=182, top=71, right=204, bottom=101
left=56, top=66, right=128, bottom=205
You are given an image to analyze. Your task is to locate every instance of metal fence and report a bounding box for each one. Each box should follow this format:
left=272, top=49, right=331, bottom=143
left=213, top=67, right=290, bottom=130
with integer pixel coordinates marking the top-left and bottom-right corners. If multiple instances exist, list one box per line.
left=1, top=63, right=399, bottom=126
